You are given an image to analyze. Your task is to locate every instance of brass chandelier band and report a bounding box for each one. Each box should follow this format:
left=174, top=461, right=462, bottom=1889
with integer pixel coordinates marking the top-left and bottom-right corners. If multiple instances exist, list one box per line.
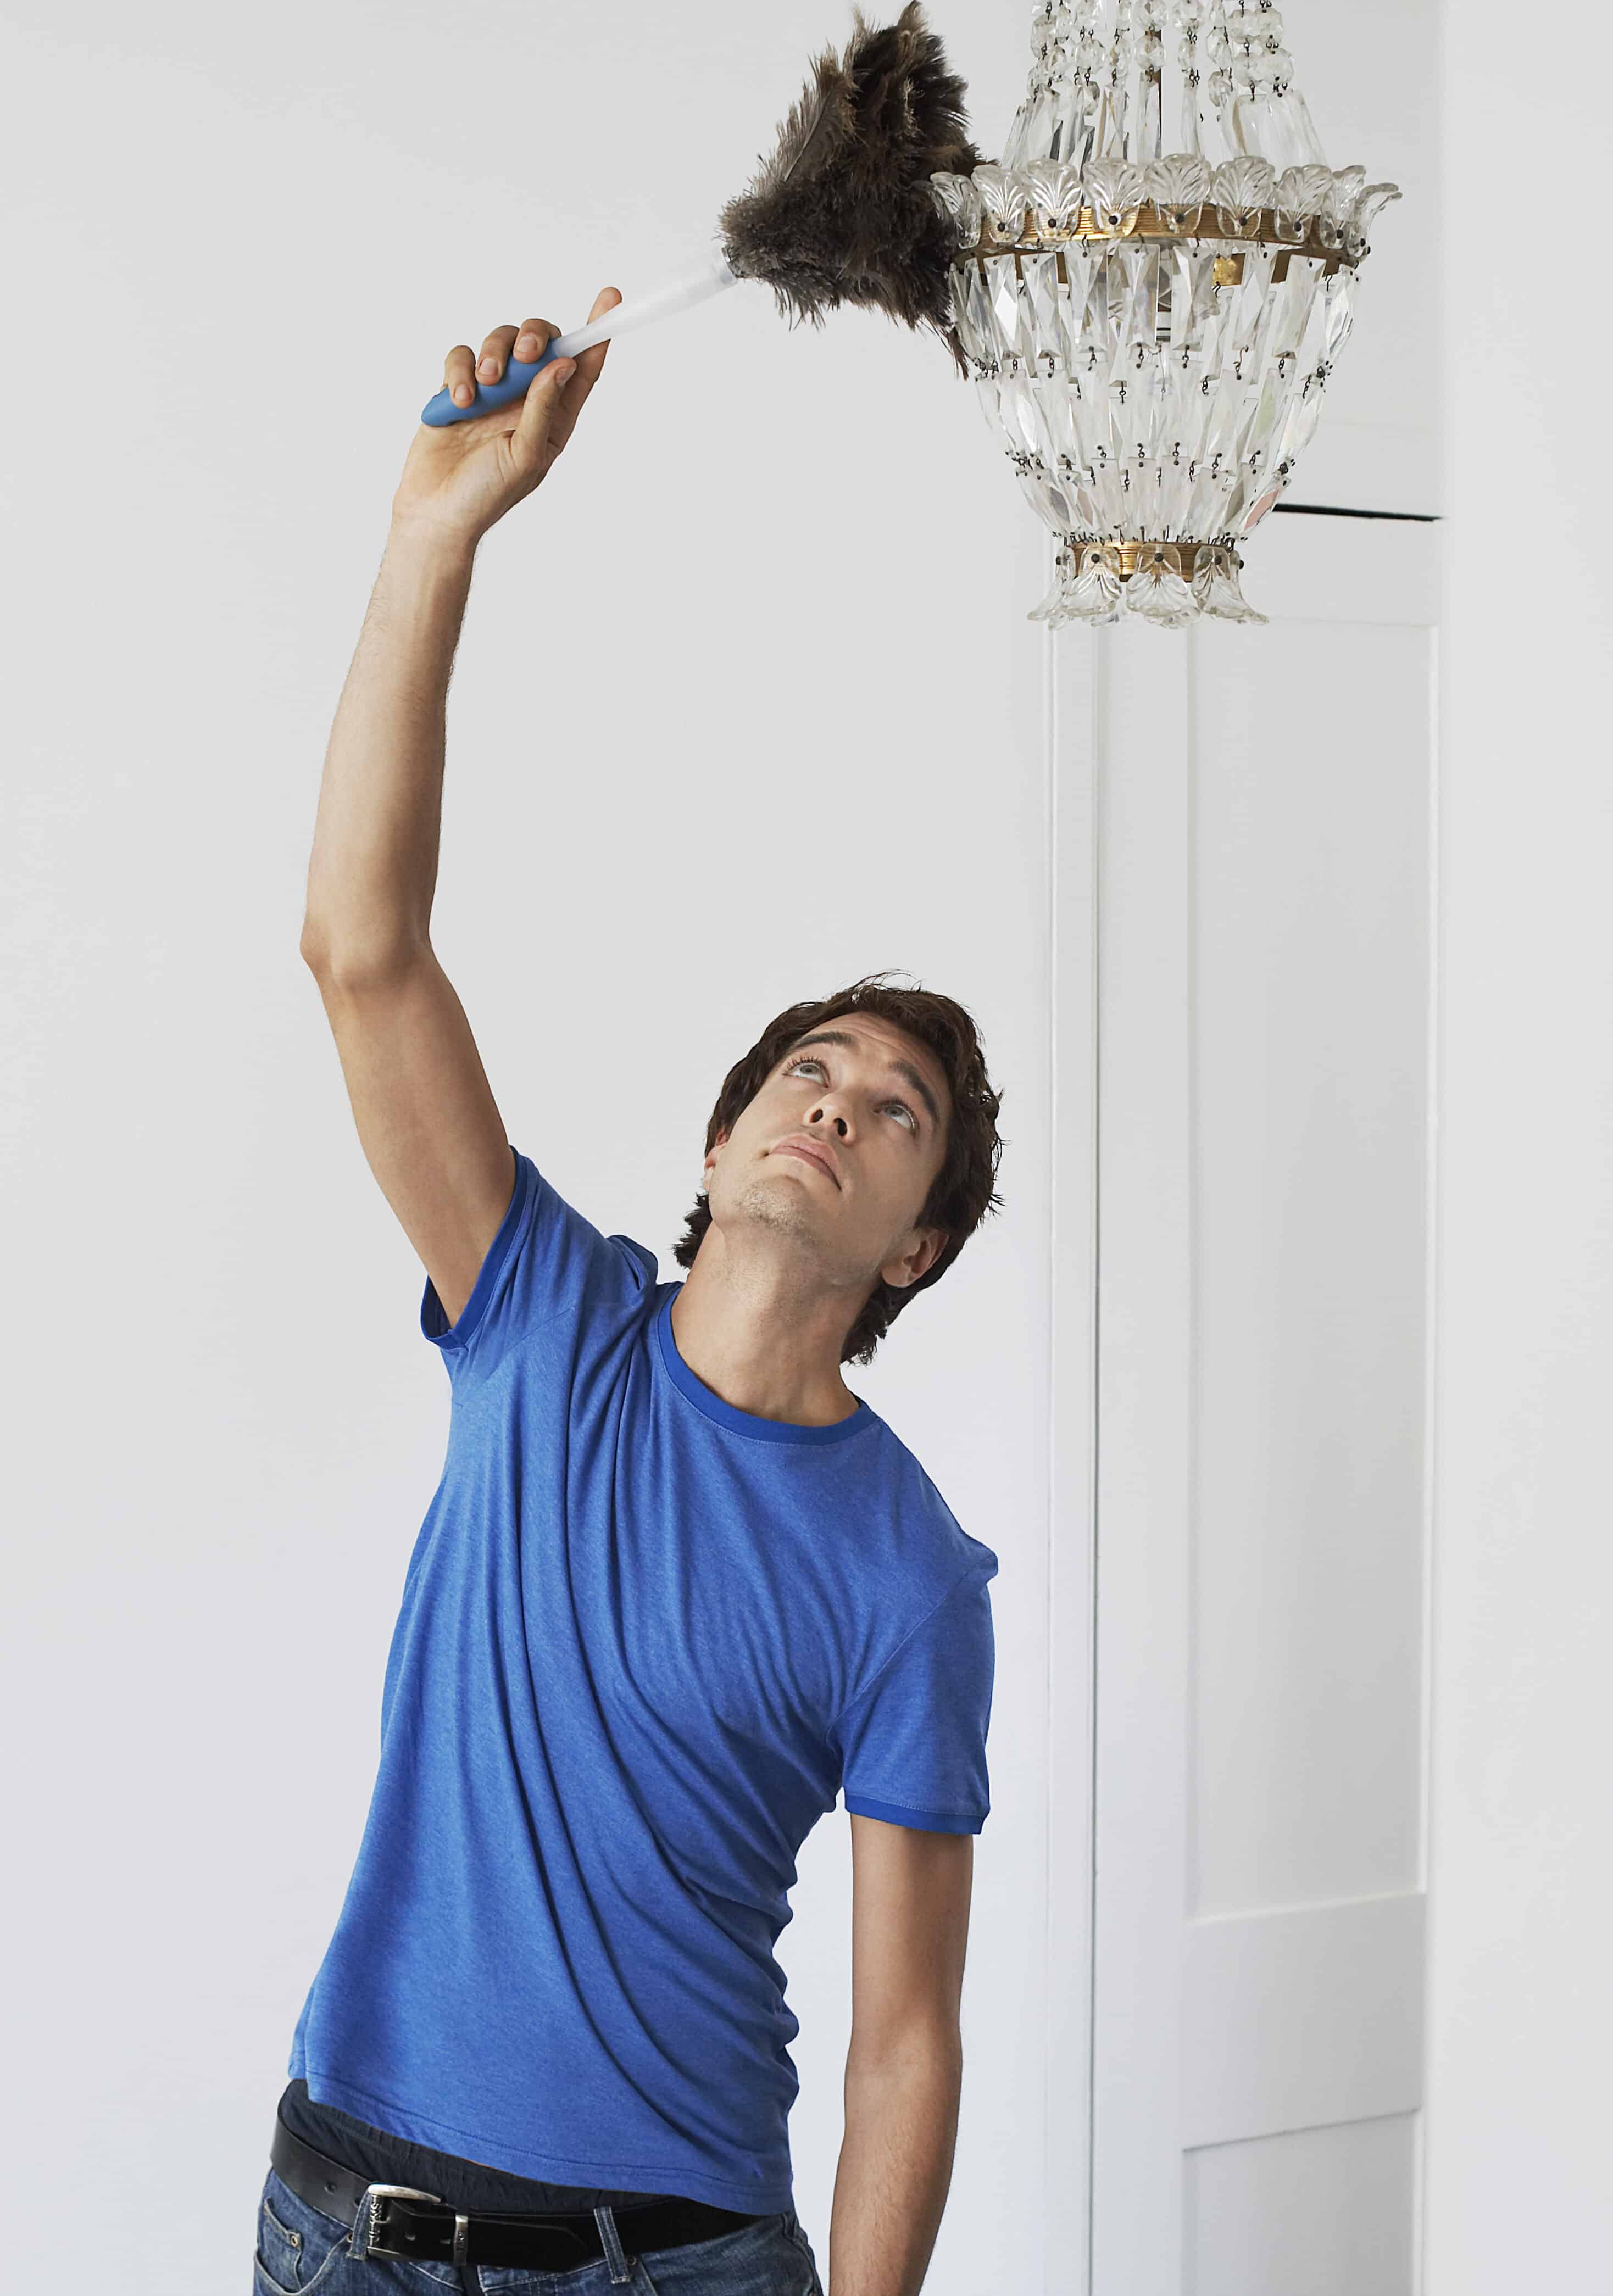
left=1064, top=539, right=1245, bottom=582
left=957, top=204, right=1362, bottom=278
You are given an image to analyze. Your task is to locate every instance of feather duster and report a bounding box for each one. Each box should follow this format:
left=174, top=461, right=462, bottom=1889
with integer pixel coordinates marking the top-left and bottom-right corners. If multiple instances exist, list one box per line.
left=717, top=1, right=982, bottom=369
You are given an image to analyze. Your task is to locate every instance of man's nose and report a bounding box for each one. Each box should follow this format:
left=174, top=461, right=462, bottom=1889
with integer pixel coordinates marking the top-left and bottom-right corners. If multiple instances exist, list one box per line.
left=807, top=1105, right=850, bottom=1138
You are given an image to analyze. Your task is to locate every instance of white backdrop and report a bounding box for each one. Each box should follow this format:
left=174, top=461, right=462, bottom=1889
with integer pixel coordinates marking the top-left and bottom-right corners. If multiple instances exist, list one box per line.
left=0, top=3, right=1047, bottom=2288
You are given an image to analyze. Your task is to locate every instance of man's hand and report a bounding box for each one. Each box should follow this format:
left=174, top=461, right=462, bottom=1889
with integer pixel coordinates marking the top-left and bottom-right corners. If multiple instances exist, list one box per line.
left=390, top=286, right=622, bottom=550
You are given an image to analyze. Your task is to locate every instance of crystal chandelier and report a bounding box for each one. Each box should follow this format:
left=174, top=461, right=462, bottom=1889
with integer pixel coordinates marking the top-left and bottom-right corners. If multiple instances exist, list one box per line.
left=930, top=0, right=1399, bottom=627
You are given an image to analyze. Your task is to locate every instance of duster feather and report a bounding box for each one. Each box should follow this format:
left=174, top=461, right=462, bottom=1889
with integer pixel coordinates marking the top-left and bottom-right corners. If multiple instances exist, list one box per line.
left=716, top=1, right=982, bottom=372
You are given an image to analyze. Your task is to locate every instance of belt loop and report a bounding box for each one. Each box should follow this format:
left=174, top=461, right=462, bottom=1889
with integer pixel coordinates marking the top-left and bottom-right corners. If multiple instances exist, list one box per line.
left=593, top=2203, right=634, bottom=2284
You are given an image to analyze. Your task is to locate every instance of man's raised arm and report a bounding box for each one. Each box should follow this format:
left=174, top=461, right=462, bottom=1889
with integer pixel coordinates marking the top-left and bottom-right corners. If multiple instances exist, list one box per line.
left=297, top=291, right=620, bottom=1329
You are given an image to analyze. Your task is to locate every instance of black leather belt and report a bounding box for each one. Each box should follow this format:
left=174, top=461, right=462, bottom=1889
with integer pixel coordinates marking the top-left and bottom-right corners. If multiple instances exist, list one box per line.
left=270, top=2109, right=767, bottom=2271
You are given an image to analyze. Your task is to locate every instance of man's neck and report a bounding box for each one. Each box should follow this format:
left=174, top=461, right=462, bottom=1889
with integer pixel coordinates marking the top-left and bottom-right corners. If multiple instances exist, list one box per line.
left=670, top=1238, right=863, bottom=1428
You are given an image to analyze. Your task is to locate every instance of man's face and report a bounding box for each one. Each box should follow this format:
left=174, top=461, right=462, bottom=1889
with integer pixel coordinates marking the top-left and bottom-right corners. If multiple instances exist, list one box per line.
left=702, top=1013, right=952, bottom=1303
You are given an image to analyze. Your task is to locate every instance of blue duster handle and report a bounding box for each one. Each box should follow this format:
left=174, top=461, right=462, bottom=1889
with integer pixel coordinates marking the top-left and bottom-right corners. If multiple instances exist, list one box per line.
left=420, top=343, right=562, bottom=427
left=419, top=249, right=739, bottom=427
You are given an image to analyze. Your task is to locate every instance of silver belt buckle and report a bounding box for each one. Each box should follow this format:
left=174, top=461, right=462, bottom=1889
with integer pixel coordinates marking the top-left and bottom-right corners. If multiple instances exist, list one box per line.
left=352, top=2181, right=471, bottom=2266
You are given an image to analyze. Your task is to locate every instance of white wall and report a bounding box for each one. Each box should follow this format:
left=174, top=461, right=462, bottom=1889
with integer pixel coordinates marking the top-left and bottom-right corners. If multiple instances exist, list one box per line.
left=1270, top=0, right=1440, bottom=516
left=1425, top=5, right=1613, bottom=2289
left=0, top=5, right=1050, bottom=2288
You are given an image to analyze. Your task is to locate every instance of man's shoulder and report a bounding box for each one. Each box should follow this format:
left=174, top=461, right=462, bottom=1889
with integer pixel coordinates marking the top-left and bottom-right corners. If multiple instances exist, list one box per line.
left=865, top=1420, right=1000, bottom=1586
left=605, top=1231, right=659, bottom=1293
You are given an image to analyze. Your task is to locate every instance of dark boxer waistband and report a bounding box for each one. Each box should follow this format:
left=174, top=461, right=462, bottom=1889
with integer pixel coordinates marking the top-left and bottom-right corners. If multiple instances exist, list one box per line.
left=270, top=2105, right=769, bottom=2272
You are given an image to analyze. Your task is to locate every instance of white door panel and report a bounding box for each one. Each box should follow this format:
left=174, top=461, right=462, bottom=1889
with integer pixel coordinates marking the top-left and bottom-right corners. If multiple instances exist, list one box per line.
left=1183, top=1894, right=1426, bottom=2148
left=1067, top=516, right=1436, bottom=2295
left=1187, top=2114, right=1420, bottom=2296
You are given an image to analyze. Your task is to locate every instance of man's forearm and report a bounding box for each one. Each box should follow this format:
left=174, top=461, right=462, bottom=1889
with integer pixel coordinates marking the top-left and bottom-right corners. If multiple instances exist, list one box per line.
left=299, top=519, right=477, bottom=971
left=828, top=2040, right=964, bottom=2296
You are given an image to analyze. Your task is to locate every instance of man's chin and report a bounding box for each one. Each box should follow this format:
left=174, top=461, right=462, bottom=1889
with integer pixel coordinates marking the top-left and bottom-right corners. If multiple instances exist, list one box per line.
left=722, top=1173, right=834, bottom=1240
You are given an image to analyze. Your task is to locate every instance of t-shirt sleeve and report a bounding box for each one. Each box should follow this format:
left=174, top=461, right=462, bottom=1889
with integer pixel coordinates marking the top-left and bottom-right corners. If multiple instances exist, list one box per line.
left=419, top=1144, right=656, bottom=1388
left=830, top=1568, right=998, bottom=1835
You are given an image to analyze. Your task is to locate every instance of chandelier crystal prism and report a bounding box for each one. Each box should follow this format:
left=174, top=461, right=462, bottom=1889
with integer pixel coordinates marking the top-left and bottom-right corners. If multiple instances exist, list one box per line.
left=930, top=0, right=1399, bottom=627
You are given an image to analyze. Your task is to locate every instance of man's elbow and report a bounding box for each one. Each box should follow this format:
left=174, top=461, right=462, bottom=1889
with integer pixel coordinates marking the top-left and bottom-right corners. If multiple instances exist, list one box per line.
left=845, top=2018, right=965, bottom=2087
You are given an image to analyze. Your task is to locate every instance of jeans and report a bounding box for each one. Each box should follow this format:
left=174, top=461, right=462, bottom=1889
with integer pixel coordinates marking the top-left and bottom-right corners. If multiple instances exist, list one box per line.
left=252, top=2165, right=827, bottom=2296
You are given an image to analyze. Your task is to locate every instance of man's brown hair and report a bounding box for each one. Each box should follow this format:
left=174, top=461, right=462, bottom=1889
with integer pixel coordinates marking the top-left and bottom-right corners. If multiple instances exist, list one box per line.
left=672, top=971, right=1006, bottom=1366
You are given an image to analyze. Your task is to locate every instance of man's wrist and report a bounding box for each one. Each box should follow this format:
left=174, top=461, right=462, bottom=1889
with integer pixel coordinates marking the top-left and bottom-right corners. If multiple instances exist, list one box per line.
left=384, top=511, right=480, bottom=580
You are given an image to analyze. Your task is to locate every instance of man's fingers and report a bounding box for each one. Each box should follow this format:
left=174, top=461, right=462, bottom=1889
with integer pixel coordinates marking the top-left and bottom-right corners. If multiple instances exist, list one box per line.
left=510, top=317, right=559, bottom=363
left=474, top=322, right=522, bottom=384
left=441, top=317, right=563, bottom=413
left=443, top=343, right=478, bottom=409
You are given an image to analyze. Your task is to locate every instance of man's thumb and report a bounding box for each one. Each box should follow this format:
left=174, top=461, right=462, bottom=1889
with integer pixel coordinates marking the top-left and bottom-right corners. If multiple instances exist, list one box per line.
left=513, top=356, right=575, bottom=461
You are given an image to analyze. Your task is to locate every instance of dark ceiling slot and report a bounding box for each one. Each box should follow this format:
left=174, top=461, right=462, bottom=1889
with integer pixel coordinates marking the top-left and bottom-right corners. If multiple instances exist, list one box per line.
left=1271, top=503, right=1441, bottom=522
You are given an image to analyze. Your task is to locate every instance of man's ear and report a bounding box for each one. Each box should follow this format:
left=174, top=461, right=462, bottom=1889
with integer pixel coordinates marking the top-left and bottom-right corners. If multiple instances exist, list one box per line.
left=880, top=1227, right=948, bottom=1291
left=702, top=1125, right=730, bottom=1191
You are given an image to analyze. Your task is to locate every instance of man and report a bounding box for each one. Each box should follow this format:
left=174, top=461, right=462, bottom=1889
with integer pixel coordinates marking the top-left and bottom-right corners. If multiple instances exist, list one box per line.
left=258, top=291, right=1005, bottom=2296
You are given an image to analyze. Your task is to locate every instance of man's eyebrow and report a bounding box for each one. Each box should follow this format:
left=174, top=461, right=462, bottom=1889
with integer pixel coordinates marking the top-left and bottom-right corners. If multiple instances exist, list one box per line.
left=783, top=1029, right=944, bottom=1134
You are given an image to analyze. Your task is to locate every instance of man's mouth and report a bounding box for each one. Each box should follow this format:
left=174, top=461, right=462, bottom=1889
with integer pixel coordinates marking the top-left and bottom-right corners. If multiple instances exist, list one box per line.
left=771, top=1135, right=841, bottom=1188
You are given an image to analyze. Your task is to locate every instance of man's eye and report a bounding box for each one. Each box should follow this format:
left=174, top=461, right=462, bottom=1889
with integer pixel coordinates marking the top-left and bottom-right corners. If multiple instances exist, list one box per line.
left=787, top=1058, right=915, bottom=1130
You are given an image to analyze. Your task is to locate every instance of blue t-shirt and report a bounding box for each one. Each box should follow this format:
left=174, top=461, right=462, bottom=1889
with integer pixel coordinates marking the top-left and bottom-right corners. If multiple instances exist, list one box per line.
left=288, top=1145, right=999, bottom=2215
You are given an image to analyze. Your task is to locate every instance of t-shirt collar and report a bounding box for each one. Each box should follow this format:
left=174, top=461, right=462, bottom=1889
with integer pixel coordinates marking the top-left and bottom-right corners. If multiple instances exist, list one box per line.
left=653, top=1288, right=873, bottom=1445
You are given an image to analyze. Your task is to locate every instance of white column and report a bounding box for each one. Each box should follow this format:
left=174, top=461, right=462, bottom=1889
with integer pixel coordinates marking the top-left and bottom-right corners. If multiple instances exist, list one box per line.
left=1426, top=7, right=1613, bottom=2289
